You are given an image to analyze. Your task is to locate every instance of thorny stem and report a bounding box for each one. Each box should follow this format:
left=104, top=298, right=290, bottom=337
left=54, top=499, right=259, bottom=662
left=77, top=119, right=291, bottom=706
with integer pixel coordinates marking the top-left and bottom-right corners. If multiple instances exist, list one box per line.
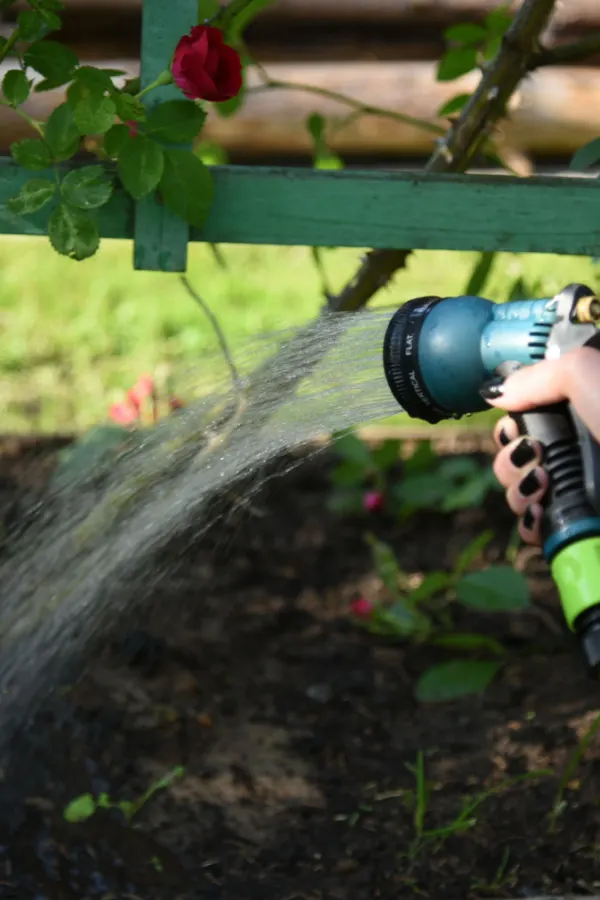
left=246, top=79, right=445, bottom=138
left=327, top=0, right=558, bottom=313
left=532, top=30, right=600, bottom=68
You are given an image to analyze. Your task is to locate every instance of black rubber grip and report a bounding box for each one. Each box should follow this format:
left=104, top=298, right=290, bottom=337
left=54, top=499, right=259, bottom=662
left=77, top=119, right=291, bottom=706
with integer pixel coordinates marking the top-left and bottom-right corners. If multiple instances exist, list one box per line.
left=510, top=403, right=597, bottom=556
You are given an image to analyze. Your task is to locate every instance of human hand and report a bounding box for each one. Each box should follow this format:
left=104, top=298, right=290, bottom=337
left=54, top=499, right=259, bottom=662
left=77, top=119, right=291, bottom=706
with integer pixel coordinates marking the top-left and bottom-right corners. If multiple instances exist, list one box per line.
left=481, top=345, right=600, bottom=546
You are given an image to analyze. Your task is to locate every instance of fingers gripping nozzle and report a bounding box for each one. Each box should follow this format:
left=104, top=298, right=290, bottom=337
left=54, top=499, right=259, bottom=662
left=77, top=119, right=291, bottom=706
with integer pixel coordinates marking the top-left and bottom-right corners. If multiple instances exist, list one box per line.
left=382, top=283, right=600, bottom=679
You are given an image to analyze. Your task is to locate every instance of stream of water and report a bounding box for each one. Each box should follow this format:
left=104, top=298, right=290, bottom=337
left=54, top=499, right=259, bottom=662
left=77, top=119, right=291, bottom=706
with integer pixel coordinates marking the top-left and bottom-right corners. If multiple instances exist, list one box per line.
left=0, top=307, right=402, bottom=755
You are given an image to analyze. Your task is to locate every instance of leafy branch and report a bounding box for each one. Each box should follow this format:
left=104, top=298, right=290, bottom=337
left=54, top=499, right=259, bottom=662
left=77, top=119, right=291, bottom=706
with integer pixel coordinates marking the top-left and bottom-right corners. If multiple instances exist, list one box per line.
left=326, top=0, right=558, bottom=313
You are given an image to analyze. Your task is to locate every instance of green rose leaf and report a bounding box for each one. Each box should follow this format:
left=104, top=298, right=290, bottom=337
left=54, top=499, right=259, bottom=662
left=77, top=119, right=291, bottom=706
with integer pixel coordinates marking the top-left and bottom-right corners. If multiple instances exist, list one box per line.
left=10, top=138, right=52, bottom=170
left=112, top=91, right=146, bottom=123
left=39, top=8, right=62, bottom=30
left=103, top=123, right=130, bottom=158
left=438, top=93, right=471, bottom=117
left=43, top=102, right=81, bottom=160
left=7, top=177, right=56, bottom=215
left=71, top=65, right=116, bottom=92
left=415, top=660, right=501, bottom=703
left=444, top=23, right=487, bottom=44
left=158, top=148, right=214, bottom=228
left=456, top=565, right=531, bottom=612
left=118, top=135, right=164, bottom=200
left=2, top=69, right=30, bottom=106
left=145, top=100, right=207, bottom=143
left=17, top=9, right=47, bottom=41
left=24, top=40, right=78, bottom=86
left=485, top=7, right=512, bottom=36
left=437, top=46, right=478, bottom=82
left=48, top=203, right=100, bottom=260
left=62, top=165, right=113, bottom=210
left=67, top=79, right=116, bottom=135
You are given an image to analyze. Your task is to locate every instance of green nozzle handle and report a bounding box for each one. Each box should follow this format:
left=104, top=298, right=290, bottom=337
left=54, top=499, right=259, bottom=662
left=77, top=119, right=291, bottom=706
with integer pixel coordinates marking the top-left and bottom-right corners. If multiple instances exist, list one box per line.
left=510, top=402, right=600, bottom=677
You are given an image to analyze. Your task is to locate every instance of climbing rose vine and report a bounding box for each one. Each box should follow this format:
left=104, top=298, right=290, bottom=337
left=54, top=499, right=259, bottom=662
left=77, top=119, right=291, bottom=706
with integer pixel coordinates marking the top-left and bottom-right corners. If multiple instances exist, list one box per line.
left=1, top=11, right=243, bottom=261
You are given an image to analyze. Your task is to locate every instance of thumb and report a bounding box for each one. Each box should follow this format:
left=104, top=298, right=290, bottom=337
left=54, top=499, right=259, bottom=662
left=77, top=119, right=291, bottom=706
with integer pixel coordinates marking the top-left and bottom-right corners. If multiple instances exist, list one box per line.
left=483, top=356, right=570, bottom=411
left=481, top=347, right=600, bottom=444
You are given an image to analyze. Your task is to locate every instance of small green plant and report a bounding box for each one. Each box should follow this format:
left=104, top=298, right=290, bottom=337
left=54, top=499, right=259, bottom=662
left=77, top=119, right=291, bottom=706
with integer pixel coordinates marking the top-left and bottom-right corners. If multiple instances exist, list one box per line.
left=470, top=847, right=514, bottom=895
left=351, top=531, right=531, bottom=702
left=403, top=751, right=551, bottom=861
left=549, top=712, right=600, bottom=833
left=63, top=765, right=185, bottom=825
left=329, top=430, right=500, bottom=520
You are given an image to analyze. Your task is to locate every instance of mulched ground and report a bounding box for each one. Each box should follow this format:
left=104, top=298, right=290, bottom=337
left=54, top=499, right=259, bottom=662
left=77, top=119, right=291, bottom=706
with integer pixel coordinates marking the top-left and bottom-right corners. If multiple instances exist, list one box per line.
left=0, top=434, right=599, bottom=900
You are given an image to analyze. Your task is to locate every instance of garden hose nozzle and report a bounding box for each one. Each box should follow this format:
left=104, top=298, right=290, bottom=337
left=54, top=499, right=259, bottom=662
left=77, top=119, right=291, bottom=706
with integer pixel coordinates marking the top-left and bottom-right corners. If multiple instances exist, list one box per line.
left=382, top=283, right=600, bottom=679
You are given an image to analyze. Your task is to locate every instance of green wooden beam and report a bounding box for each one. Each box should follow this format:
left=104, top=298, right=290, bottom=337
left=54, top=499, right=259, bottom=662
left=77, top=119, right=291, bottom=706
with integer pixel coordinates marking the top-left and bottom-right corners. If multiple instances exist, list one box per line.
left=0, top=161, right=599, bottom=257
left=132, top=0, right=195, bottom=272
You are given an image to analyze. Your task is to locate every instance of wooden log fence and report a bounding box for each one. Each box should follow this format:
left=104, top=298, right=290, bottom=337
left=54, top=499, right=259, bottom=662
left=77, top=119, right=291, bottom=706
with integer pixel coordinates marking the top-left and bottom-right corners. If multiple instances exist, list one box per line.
left=1, top=60, right=599, bottom=157
left=9, top=0, right=598, bottom=25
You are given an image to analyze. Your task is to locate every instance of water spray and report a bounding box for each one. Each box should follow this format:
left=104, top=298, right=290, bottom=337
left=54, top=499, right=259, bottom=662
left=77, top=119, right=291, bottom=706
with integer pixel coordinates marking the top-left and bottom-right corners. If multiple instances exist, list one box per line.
left=382, top=282, right=600, bottom=678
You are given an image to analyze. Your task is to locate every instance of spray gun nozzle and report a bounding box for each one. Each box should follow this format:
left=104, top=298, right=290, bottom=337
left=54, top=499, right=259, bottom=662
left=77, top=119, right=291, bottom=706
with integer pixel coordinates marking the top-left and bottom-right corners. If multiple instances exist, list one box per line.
left=573, top=295, right=600, bottom=324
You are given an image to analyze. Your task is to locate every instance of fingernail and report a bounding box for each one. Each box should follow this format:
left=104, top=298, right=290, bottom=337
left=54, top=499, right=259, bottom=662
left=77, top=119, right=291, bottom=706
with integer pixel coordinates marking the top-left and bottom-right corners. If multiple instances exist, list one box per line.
left=480, top=376, right=505, bottom=400
left=519, top=469, right=541, bottom=497
left=522, top=506, right=536, bottom=531
left=510, top=438, right=536, bottom=468
left=498, top=427, right=511, bottom=447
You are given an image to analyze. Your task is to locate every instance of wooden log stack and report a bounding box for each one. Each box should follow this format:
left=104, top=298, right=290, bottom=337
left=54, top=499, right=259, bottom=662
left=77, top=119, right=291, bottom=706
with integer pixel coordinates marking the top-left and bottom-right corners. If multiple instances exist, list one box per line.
left=0, top=0, right=599, bottom=161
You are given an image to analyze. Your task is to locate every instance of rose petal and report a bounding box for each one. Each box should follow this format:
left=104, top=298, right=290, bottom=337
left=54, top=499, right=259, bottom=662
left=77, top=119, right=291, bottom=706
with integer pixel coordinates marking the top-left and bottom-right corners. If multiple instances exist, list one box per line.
left=214, top=45, right=243, bottom=100
left=183, top=56, right=219, bottom=100
left=189, top=24, right=223, bottom=46
left=204, top=45, right=220, bottom=77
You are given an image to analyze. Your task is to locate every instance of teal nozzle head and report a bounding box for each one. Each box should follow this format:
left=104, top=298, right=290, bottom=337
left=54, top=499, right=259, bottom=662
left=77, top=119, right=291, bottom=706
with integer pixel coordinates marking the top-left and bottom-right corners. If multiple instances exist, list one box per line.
left=382, top=293, right=556, bottom=423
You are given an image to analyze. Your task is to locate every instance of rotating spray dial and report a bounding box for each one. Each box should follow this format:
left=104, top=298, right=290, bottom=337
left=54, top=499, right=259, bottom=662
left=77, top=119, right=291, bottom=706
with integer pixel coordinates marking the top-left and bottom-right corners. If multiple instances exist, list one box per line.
left=382, top=283, right=600, bottom=679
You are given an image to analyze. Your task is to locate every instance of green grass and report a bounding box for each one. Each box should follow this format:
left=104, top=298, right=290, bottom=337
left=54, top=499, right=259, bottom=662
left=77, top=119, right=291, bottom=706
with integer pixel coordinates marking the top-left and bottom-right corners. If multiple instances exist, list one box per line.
left=0, top=234, right=598, bottom=433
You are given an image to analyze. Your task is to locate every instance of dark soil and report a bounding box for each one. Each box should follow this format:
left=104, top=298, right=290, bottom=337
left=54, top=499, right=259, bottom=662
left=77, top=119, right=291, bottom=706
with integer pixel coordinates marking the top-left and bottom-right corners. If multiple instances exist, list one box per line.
left=0, top=435, right=599, bottom=900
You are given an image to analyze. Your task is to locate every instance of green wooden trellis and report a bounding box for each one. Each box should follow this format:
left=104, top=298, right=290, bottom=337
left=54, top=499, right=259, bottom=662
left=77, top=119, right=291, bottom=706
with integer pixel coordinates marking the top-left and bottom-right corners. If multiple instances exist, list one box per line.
left=1, top=0, right=598, bottom=269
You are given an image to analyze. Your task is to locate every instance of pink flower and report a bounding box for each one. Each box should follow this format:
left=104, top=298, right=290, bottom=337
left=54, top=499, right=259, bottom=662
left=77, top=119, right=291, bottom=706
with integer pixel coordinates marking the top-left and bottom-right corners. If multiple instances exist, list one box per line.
left=128, top=374, right=155, bottom=406
left=350, top=596, right=374, bottom=618
left=363, top=490, right=384, bottom=513
left=109, top=401, right=139, bottom=425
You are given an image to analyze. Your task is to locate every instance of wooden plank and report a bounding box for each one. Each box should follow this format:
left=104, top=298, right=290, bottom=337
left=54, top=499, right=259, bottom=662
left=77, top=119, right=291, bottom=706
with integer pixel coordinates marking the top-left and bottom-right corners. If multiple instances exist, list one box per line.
left=34, top=0, right=600, bottom=26
left=132, top=0, right=194, bottom=271
left=0, top=162, right=599, bottom=256
left=2, top=61, right=599, bottom=157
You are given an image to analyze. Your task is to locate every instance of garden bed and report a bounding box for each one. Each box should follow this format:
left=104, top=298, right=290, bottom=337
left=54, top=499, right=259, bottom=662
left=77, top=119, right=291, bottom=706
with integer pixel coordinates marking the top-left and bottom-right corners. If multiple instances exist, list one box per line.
left=0, top=434, right=599, bottom=900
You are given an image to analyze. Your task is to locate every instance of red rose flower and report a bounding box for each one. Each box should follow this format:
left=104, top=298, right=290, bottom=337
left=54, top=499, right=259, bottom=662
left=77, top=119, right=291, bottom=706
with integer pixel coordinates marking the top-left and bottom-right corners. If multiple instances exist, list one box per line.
left=363, top=490, right=384, bottom=513
left=171, top=25, right=242, bottom=103
left=350, top=596, right=374, bottom=619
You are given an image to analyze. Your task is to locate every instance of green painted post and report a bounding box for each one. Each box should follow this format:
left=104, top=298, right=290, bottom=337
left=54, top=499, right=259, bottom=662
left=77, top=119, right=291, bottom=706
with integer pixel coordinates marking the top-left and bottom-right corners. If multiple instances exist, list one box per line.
left=133, top=0, right=195, bottom=272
